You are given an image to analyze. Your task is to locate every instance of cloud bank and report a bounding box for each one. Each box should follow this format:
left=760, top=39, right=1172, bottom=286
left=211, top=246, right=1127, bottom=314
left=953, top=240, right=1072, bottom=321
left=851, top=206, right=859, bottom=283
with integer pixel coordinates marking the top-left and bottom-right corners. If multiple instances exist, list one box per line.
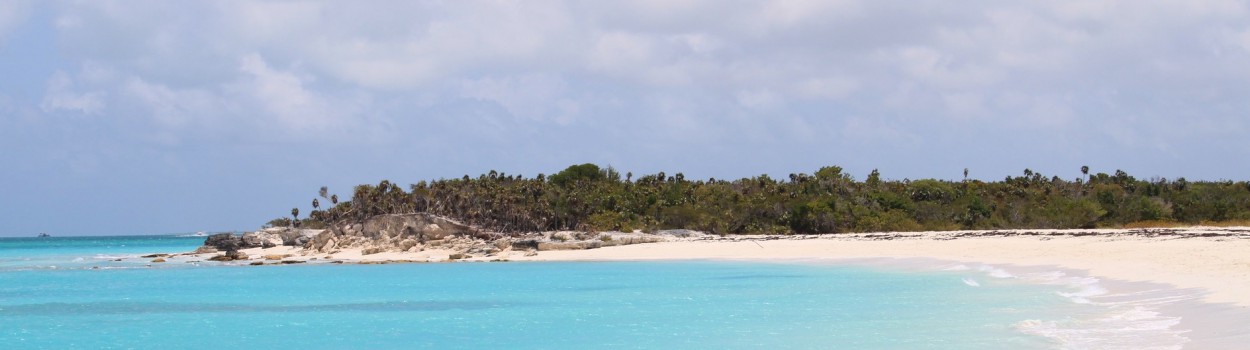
left=2, top=0, right=1248, bottom=235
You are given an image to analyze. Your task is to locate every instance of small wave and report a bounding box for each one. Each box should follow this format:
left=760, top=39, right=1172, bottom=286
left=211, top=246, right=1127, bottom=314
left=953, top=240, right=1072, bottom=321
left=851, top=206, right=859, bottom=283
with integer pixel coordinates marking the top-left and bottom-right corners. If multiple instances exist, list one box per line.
left=941, top=264, right=970, bottom=271
left=961, top=278, right=980, bottom=287
left=1016, top=306, right=1186, bottom=350
left=976, top=265, right=1016, bottom=278
left=92, top=254, right=139, bottom=260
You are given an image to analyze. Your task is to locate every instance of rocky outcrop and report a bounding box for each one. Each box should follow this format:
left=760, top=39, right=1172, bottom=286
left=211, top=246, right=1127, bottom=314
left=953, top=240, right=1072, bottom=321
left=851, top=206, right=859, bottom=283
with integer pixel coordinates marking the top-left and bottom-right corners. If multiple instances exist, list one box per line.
left=241, top=231, right=282, bottom=248
left=196, top=228, right=324, bottom=254
left=190, top=212, right=687, bottom=262
left=204, top=233, right=242, bottom=252
left=307, top=213, right=485, bottom=253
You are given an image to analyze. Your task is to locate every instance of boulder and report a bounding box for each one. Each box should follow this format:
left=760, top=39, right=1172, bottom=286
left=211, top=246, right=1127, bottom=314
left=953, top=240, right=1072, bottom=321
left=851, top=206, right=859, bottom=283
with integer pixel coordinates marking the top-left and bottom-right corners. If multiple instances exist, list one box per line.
left=151, top=258, right=166, bottom=263
left=193, top=246, right=219, bottom=254
left=241, top=231, right=283, bottom=248
left=204, top=233, right=241, bottom=252
left=228, top=251, right=249, bottom=260
left=511, top=239, right=540, bottom=250
left=361, top=247, right=386, bottom=255
left=207, top=254, right=233, bottom=262
left=398, top=239, right=419, bottom=252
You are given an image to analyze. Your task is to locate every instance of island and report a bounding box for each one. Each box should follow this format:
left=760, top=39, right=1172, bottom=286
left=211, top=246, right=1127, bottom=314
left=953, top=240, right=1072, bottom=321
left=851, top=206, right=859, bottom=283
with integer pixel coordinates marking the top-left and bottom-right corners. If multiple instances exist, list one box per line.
left=171, top=164, right=1250, bottom=310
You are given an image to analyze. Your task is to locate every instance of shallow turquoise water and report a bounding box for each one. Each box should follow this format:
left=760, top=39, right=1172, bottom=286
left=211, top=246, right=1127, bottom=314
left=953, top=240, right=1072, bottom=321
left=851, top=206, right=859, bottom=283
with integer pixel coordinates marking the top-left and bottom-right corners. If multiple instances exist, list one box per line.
left=1, top=236, right=1091, bottom=349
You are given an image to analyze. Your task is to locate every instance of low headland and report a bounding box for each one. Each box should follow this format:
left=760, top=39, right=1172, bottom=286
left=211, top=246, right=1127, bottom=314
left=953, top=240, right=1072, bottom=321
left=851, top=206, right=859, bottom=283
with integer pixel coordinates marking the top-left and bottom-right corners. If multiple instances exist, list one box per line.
left=152, top=164, right=1250, bottom=345
left=166, top=164, right=1250, bottom=305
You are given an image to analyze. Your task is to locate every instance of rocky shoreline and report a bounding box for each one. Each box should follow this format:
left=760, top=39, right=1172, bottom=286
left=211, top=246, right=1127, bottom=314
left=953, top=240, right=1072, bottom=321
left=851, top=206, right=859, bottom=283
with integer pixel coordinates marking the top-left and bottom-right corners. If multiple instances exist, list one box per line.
left=170, top=213, right=697, bottom=265
left=163, top=213, right=1250, bottom=266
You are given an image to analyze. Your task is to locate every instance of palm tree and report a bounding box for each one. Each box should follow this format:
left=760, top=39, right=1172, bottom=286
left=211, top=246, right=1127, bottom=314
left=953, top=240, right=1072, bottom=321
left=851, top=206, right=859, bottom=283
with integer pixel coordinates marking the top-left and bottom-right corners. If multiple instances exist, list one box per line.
left=1081, top=165, right=1090, bottom=182
left=290, top=207, right=300, bottom=228
left=312, top=198, right=320, bottom=210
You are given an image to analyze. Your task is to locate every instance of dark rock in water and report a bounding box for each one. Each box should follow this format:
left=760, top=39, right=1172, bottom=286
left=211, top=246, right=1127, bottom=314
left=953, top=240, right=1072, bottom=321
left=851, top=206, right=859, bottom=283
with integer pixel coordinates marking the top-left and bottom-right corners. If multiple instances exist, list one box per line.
left=280, top=260, right=304, bottom=264
left=142, top=254, right=170, bottom=258
left=151, top=258, right=167, bottom=263
left=207, top=254, right=233, bottom=262
left=249, top=261, right=264, bottom=266
left=206, top=250, right=249, bottom=261
left=204, top=233, right=242, bottom=252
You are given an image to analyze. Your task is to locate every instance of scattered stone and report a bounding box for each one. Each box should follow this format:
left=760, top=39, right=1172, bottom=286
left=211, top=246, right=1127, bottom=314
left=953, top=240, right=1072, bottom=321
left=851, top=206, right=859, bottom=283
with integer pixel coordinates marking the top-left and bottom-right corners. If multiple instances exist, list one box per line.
left=448, top=253, right=469, bottom=260
left=263, top=254, right=289, bottom=261
left=227, top=251, right=249, bottom=261
left=361, top=247, right=386, bottom=255
left=142, top=254, right=170, bottom=258
left=151, top=258, right=166, bottom=263
left=280, top=260, right=304, bottom=264
left=249, top=261, right=264, bottom=266
left=193, top=246, right=219, bottom=254
left=207, top=254, right=233, bottom=262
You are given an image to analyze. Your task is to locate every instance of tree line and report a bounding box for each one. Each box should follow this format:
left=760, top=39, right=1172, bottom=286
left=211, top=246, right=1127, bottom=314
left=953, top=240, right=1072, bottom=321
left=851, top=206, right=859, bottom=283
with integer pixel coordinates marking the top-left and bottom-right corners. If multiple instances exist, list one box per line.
left=270, top=164, right=1250, bottom=234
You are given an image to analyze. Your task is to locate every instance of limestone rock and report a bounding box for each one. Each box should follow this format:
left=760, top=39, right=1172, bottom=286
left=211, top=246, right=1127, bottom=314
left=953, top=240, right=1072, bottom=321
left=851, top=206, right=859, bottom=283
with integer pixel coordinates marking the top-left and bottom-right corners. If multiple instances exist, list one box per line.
left=204, top=233, right=242, bottom=252
left=242, top=231, right=283, bottom=248
left=399, top=239, right=419, bottom=252
left=361, top=213, right=479, bottom=242
left=193, top=246, right=219, bottom=254
left=151, top=258, right=166, bottom=263
left=207, top=254, right=233, bottom=262
left=361, top=247, right=386, bottom=255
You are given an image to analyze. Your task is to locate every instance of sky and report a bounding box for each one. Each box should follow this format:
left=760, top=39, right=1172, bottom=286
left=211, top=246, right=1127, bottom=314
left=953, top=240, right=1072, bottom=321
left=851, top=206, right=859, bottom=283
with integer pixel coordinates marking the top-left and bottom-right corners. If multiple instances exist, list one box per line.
left=2, top=1, right=1248, bottom=236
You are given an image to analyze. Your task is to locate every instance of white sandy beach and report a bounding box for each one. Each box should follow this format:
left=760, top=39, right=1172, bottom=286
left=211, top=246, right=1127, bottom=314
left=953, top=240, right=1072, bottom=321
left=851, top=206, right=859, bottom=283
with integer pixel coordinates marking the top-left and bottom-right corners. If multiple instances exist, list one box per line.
left=513, top=231, right=1250, bottom=308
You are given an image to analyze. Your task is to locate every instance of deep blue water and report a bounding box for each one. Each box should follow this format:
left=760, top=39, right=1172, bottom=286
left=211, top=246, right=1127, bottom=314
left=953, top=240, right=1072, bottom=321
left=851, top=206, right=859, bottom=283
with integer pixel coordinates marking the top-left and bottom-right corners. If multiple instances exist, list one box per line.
left=0, top=235, right=1151, bottom=349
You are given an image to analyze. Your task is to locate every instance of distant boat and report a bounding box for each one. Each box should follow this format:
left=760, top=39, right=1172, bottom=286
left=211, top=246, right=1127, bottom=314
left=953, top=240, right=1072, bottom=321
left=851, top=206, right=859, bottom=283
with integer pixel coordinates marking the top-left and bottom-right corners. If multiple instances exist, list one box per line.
left=37, top=233, right=51, bottom=238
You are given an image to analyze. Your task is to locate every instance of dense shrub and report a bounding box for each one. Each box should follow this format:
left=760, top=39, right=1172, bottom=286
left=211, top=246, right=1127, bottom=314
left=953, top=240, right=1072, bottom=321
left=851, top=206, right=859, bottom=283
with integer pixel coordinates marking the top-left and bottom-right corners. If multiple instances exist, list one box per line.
left=289, top=166, right=1250, bottom=234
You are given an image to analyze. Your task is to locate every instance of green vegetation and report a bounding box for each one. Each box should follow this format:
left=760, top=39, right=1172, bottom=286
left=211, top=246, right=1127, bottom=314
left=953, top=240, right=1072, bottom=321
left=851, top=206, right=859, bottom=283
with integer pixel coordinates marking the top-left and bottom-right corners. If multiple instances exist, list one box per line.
left=288, top=164, right=1250, bottom=234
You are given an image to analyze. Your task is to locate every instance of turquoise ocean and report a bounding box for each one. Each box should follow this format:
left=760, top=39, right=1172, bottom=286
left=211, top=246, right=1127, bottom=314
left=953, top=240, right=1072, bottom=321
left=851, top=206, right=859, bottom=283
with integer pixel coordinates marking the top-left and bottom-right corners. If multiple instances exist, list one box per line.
left=0, top=235, right=1190, bottom=349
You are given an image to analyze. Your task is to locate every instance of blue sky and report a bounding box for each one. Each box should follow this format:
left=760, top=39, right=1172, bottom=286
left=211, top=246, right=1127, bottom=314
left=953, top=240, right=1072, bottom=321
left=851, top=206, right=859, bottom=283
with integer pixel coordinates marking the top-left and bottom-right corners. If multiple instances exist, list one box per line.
left=2, top=1, right=1248, bottom=236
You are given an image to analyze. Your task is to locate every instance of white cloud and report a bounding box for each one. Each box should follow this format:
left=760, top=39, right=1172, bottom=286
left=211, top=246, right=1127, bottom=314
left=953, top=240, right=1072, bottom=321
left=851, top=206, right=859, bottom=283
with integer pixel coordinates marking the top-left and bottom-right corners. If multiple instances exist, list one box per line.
left=459, top=74, right=580, bottom=125
left=21, top=1, right=1250, bottom=174
left=123, top=76, right=219, bottom=130
left=40, top=71, right=106, bottom=115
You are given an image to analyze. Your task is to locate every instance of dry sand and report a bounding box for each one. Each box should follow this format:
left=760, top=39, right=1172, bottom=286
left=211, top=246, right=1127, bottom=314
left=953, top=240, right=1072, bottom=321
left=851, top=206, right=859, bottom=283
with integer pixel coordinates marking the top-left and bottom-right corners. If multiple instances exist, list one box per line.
left=514, top=230, right=1250, bottom=308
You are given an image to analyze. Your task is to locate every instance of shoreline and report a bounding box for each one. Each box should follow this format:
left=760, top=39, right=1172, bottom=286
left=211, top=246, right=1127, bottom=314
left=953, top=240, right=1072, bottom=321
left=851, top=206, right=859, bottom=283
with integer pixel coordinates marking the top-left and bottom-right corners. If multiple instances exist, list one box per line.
left=178, top=227, right=1250, bottom=306
left=158, top=226, right=1250, bottom=347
